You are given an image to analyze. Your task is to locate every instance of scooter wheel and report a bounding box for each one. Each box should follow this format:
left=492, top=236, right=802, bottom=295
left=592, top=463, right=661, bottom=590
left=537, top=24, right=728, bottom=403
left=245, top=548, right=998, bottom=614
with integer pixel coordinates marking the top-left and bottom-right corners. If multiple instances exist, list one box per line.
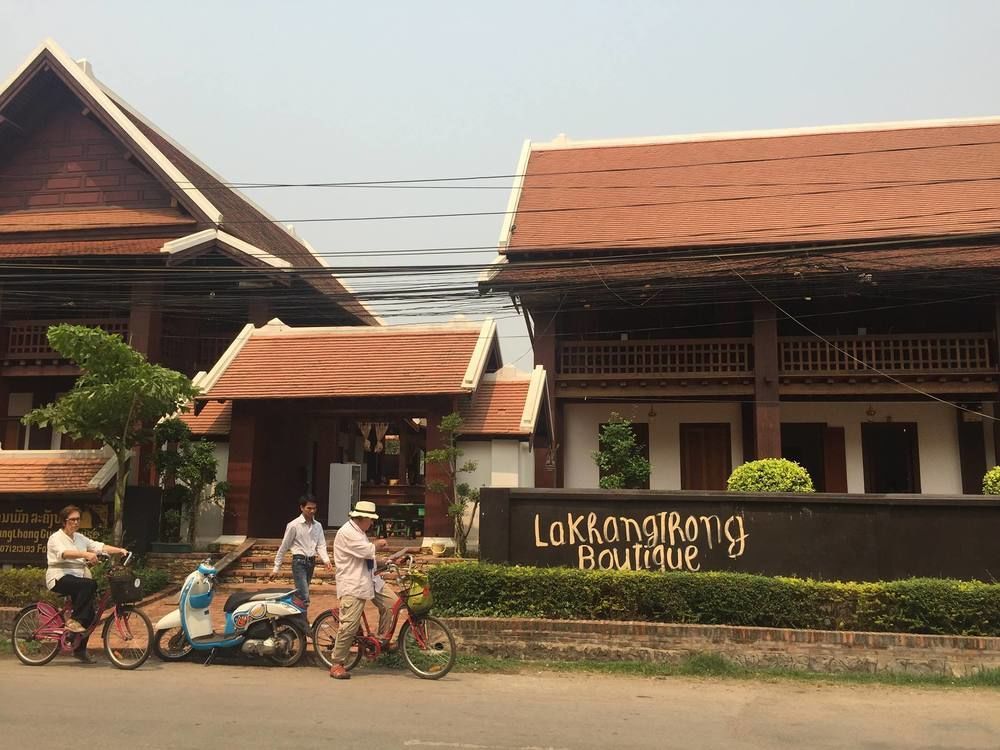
left=268, top=621, right=307, bottom=667
left=153, top=627, right=193, bottom=661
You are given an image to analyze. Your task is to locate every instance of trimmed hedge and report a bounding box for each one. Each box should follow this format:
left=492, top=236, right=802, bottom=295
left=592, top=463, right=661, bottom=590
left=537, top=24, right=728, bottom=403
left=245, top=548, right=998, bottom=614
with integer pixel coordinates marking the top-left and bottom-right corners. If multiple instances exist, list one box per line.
left=0, top=564, right=170, bottom=608
left=984, top=466, right=1000, bottom=495
left=727, top=458, right=814, bottom=492
left=428, top=563, right=1000, bottom=636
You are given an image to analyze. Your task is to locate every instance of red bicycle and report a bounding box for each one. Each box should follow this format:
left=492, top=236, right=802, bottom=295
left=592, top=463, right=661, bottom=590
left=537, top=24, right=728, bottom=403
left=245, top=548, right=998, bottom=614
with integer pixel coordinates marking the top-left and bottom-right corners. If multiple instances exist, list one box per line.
left=311, top=555, right=457, bottom=679
left=12, top=552, right=153, bottom=669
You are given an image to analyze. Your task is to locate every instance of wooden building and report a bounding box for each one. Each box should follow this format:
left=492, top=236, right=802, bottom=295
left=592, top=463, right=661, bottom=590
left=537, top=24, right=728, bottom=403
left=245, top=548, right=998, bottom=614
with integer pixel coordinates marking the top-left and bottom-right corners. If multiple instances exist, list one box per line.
left=192, top=318, right=550, bottom=538
left=0, top=40, right=374, bottom=553
left=480, top=120, right=1000, bottom=494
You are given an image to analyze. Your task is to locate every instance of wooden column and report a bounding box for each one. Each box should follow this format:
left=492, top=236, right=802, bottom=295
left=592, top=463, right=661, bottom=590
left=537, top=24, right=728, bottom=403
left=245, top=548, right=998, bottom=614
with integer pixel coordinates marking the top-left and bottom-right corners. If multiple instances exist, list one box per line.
left=423, top=408, right=451, bottom=537
left=223, top=402, right=256, bottom=535
left=531, top=306, right=561, bottom=487
left=128, top=285, right=162, bottom=362
left=314, top=416, right=339, bottom=523
left=752, top=301, right=781, bottom=458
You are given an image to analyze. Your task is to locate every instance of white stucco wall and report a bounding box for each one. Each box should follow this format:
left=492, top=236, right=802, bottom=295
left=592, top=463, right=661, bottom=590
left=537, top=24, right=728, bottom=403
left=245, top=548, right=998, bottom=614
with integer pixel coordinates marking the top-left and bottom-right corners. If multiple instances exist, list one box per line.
left=563, top=401, right=743, bottom=490
left=562, top=399, right=982, bottom=494
left=457, top=438, right=535, bottom=551
left=193, top=441, right=229, bottom=547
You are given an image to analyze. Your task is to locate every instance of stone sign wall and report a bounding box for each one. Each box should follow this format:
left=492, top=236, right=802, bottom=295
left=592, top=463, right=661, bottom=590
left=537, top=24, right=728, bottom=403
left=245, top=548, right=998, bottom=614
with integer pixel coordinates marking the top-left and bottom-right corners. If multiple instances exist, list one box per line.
left=479, top=488, right=1000, bottom=581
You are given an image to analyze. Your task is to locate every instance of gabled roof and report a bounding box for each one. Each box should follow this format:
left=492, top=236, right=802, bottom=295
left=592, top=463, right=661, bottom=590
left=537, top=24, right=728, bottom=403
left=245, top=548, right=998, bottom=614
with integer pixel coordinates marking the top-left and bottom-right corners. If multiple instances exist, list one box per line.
left=491, top=117, right=1000, bottom=265
left=457, top=365, right=551, bottom=440
left=179, top=400, right=232, bottom=437
left=0, top=448, right=115, bottom=495
left=196, top=318, right=501, bottom=401
left=0, top=40, right=377, bottom=325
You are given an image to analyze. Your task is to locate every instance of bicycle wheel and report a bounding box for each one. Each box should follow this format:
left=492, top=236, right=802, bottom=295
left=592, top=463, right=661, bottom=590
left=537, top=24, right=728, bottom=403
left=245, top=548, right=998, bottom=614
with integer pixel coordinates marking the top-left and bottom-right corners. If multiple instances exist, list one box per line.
left=153, top=627, right=193, bottom=661
left=267, top=620, right=307, bottom=667
left=12, top=605, right=60, bottom=666
left=311, top=609, right=363, bottom=671
left=398, top=615, right=456, bottom=679
left=102, top=606, right=153, bottom=670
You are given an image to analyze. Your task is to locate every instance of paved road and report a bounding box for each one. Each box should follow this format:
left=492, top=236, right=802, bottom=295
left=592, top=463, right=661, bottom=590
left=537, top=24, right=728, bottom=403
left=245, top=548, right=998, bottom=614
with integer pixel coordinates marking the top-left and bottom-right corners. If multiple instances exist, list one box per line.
left=1, top=657, right=998, bottom=749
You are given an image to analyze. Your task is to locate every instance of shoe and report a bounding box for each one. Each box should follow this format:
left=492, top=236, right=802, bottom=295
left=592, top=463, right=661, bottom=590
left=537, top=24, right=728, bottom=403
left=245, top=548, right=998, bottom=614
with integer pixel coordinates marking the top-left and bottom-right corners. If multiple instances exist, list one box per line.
left=329, top=664, right=351, bottom=680
left=64, top=619, right=86, bottom=634
left=73, top=649, right=96, bottom=664
left=379, top=639, right=397, bottom=654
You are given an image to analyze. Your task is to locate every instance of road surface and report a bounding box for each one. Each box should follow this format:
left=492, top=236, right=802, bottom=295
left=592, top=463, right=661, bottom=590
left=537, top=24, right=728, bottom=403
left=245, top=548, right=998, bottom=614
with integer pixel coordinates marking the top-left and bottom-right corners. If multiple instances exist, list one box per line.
left=0, top=657, right=997, bottom=749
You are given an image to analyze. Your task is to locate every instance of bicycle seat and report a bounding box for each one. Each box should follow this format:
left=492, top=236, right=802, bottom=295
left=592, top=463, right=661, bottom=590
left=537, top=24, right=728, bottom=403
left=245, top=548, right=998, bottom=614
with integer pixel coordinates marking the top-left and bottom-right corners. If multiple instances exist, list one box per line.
left=223, top=589, right=296, bottom=612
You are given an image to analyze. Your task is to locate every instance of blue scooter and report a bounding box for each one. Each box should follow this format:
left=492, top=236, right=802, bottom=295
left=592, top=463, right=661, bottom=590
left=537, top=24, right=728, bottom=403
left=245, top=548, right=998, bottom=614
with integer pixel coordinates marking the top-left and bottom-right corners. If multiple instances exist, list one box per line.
left=153, top=559, right=308, bottom=666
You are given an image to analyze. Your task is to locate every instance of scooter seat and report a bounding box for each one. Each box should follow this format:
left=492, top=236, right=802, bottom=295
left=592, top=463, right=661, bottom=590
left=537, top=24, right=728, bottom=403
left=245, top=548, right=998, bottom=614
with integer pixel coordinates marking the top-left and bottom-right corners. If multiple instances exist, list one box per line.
left=223, top=589, right=296, bottom=612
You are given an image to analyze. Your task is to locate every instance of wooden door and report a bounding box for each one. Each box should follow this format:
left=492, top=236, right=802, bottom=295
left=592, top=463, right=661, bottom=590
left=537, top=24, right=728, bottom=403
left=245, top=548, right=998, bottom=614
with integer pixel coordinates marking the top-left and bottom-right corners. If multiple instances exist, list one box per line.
left=680, top=423, right=732, bottom=490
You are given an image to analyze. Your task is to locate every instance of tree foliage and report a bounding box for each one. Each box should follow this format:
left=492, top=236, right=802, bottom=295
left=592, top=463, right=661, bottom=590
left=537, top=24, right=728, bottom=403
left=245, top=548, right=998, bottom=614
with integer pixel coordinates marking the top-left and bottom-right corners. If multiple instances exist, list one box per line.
left=592, top=413, right=651, bottom=490
left=425, top=412, right=480, bottom=557
left=22, top=325, right=198, bottom=544
left=153, top=417, right=228, bottom=546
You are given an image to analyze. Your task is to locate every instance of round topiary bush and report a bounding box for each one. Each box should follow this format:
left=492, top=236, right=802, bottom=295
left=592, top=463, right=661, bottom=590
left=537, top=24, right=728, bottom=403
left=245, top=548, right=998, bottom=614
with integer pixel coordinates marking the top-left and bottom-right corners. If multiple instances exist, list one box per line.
left=727, top=458, right=815, bottom=493
left=983, top=466, right=1000, bottom=495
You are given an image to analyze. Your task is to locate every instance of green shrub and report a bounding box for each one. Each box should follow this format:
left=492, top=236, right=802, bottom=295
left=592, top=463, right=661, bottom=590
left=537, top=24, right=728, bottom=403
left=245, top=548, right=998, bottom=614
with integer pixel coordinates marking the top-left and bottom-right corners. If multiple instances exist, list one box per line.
left=983, top=466, right=1000, bottom=495
left=727, top=458, right=815, bottom=493
left=0, top=562, right=171, bottom=607
left=429, top=563, right=1000, bottom=636
left=0, top=568, right=61, bottom=608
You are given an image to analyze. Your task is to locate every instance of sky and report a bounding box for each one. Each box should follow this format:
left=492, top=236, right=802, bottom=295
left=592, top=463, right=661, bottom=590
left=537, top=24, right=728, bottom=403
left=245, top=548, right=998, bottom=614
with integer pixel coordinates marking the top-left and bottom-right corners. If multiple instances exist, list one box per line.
left=3, top=0, right=1000, bottom=366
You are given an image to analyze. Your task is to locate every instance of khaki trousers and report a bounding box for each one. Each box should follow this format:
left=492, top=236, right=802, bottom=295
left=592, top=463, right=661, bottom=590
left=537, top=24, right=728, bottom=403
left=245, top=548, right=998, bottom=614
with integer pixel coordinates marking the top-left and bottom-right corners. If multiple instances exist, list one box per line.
left=331, top=589, right=396, bottom=666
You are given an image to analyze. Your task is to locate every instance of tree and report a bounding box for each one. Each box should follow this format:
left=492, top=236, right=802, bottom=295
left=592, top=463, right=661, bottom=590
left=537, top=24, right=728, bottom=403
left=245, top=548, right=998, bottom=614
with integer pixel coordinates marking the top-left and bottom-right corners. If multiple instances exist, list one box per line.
left=153, top=417, right=228, bottom=546
left=592, top=412, right=651, bottom=489
left=22, top=325, right=198, bottom=545
left=425, top=412, right=479, bottom=557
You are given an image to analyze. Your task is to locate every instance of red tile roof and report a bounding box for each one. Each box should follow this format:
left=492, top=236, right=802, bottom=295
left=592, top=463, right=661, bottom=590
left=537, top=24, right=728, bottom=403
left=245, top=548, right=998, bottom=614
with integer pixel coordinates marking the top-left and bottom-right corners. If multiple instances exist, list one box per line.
left=0, top=208, right=196, bottom=233
left=199, top=320, right=498, bottom=401
left=484, top=244, right=1000, bottom=295
left=459, top=380, right=531, bottom=435
left=0, top=236, right=177, bottom=258
left=0, top=452, right=113, bottom=494
left=179, top=401, right=232, bottom=437
left=488, top=240, right=1000, bottom=289
left=503, top=120, right=1000, bottom=257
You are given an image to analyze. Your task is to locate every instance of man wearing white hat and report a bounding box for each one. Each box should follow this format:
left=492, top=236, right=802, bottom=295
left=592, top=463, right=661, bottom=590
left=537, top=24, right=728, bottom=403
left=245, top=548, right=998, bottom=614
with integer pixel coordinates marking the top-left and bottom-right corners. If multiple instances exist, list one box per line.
left=329, top=500, right=391, bottom=679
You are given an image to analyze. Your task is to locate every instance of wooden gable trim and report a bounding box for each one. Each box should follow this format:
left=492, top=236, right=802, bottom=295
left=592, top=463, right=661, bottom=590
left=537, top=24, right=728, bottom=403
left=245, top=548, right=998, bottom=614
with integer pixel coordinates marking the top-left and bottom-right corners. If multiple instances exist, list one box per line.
left=0, top=42, right=221, bottom=226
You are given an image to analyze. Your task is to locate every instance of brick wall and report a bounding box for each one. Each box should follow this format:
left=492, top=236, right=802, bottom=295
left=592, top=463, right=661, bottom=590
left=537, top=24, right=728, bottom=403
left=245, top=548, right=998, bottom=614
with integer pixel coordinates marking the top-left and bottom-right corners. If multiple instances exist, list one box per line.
left=444, top=617, right=1000, bottom=677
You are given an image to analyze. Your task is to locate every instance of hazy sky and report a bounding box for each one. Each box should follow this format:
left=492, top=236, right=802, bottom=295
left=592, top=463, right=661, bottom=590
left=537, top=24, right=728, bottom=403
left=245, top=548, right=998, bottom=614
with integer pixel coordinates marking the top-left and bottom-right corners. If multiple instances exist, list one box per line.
left=3, top=1, right=1000, bottom=365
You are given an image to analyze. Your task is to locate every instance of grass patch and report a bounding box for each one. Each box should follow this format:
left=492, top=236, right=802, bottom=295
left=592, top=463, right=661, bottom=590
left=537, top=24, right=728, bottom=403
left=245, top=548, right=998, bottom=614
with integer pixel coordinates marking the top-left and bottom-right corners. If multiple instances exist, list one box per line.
left=354, top=650, right=1000, bottom=689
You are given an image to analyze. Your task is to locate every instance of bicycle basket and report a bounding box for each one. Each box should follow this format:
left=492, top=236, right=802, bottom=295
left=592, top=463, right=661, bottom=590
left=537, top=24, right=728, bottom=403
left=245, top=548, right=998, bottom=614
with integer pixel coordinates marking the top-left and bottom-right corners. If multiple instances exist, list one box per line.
left=108, top=568, right=143, bottom=604
left=401, top=570, right=433, bottom=616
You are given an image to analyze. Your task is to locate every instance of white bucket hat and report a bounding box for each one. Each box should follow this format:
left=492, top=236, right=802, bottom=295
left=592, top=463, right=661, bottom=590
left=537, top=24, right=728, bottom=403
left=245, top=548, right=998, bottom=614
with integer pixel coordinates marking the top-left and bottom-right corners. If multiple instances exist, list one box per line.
left=349, top=500, right=379, bottom=520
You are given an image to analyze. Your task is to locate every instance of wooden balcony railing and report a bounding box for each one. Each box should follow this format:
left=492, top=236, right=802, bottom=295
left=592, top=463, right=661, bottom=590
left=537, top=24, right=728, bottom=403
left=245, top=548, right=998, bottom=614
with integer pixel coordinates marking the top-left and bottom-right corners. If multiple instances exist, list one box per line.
left=779, top=334, right=995, bottom=375
left=557, top=333, right=997, bottom=380
left=558, top=338, right=753, bottom=378
left=4, top=318, right=130, bottom=359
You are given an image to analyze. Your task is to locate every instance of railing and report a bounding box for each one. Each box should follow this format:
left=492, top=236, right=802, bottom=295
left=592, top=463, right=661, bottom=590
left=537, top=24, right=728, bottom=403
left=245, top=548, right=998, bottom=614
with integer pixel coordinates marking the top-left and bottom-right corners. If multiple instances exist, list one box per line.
left=780, top=334, right=995, bottom=375
left=4, top=318, right=129, bottom=359
left=557, top=333, right=997, bottom=379
left=558, top=338, right=753, bottom=378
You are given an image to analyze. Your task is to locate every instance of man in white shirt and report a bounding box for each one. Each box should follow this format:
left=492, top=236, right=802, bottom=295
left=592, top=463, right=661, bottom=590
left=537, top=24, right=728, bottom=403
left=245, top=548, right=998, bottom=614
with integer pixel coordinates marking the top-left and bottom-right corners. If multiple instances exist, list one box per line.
left=328, top=500, right=389, bottom=680
left=271, top=495, right=332, bottom=611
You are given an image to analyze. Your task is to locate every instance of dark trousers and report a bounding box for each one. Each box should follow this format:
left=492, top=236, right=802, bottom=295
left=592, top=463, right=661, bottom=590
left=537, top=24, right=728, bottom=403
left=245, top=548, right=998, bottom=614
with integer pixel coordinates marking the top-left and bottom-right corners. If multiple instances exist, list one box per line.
left=52, top=575, right=98, bottom=627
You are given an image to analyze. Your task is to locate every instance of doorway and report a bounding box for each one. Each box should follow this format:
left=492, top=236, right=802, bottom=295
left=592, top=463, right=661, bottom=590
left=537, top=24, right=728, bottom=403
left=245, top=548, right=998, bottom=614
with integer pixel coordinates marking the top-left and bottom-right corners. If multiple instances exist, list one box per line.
left=781, top=423, right=826, bottom=491
left=680, top=423, right=732, bottom=490
left=862, top=422, right=921, bottom=493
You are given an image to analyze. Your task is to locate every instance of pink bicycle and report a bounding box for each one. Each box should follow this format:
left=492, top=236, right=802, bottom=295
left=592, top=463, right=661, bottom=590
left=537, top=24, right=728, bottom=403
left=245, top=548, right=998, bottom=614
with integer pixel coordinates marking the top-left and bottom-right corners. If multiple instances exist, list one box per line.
left=12, top=552, right=153, bottom=669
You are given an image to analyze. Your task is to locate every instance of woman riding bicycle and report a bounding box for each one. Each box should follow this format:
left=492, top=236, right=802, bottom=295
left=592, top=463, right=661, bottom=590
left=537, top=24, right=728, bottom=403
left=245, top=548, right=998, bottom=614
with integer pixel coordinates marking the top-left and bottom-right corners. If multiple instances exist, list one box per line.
left=45, top=505, right=128, bottom=662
